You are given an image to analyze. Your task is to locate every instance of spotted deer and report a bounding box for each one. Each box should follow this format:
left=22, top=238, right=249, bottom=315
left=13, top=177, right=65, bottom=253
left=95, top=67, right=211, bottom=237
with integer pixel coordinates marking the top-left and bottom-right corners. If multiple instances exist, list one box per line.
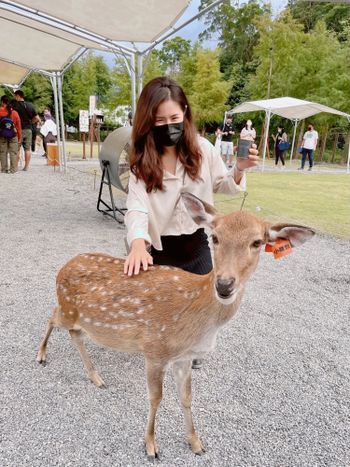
left=37, top=192, right=315, bottom=461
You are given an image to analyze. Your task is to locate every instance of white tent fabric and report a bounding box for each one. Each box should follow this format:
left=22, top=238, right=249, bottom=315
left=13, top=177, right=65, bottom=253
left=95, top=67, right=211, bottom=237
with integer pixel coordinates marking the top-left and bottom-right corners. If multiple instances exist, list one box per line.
left=229, top=97, right=350, bottom=173
left=15, top=0, right=190, bottom=43
left=0, top=59, right=28, bottom=85
left=230, top=97, right=350, bottom=120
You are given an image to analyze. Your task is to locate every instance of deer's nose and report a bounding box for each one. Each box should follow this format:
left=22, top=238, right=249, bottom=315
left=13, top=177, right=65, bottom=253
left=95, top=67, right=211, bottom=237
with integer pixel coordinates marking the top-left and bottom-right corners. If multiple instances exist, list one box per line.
left=215, top=277, right=235, bottom=298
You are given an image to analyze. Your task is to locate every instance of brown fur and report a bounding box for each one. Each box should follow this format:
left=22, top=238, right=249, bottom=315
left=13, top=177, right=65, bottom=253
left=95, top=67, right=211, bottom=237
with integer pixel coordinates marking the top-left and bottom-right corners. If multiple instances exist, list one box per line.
left=37, top=210, right=314, bottom=460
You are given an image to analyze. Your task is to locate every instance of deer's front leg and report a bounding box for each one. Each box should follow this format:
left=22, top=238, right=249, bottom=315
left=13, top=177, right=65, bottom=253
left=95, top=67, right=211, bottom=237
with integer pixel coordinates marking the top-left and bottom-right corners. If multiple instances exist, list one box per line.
left=172, top=360, right=205, bottom=455
left=144, top=360, right=166, bottom=461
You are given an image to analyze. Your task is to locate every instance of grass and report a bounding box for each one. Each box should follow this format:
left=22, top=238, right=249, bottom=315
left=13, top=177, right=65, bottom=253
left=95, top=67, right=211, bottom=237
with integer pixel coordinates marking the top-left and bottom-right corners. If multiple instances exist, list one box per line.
left=215, top=172, right=350, bottom=239
left=63, top=141, right=350, bottom=239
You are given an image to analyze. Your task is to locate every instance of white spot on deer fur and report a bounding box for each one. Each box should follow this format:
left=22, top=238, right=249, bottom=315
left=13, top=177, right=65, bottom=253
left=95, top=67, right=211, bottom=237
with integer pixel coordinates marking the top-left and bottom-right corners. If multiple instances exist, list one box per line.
left=112, top=324, right=119, bottom=330
left=66, top=297, right=71, bottom=302
left=119, top=311, right=134, bottom=318
left=173, top=276, right=179, bottom=281
left=113, top=303, right=119, bottom=308
left=94, top=322, right=103, bottom=327
left=80, top=312, right=84, bottom=318
left=131, top=298, right=141, bottom=305
left=100, top=306, right=107, bottom=311
left=160, top=325, right=166, bottom=332
left=84, top=317, right=92, bottom=323
left=88, top=304, right=93, bottom=308
left=104, top=323, right=111, bottom=328
left=98, top=286, right=104, bottom=291
left=69, top=311, right=74, bottom=315
left=91, top=286, right=97, bottom=292
left=203, top=285, right=208, bottom=290
left=137, top=308, right=145, bottom=314
left=107, top=280, right=112, bottom=285
left=173, top=314, right=179, bottom=321
left=101, top=291, right=107, bottom=296
left=114, top=259, right=119, bottom=264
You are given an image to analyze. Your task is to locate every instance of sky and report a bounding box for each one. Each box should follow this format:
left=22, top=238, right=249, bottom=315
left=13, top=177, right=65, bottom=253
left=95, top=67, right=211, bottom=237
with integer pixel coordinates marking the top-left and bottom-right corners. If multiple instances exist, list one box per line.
left=98, top=0, right=288, bottom=67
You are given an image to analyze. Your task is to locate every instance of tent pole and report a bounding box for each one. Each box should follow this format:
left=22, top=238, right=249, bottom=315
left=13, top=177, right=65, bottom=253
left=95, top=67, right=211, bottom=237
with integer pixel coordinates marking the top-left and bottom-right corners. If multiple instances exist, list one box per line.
left=290, top=118, right=299, bottom=165
left=130, top=53, right=136, bottom=116
left=137, top=53, right=143, bottom=97
left=262, top=110, right=271, bottom=172
left=57, top=72, right=67, bottom=172
left=50, top=73, right=62, bottom=171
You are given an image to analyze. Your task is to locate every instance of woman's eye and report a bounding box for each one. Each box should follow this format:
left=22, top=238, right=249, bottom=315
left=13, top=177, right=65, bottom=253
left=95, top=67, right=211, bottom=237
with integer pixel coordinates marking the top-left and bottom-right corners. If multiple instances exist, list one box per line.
left=212, top=235, right=219, bottom=245
left=251, top=240, right=263, bottom=248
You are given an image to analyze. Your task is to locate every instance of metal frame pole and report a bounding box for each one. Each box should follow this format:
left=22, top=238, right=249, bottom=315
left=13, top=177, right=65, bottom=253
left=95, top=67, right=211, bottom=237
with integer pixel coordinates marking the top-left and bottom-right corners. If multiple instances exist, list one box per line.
left=57, top=72, right=67, bottom=172
left=290, top=118, right=299, bottom=165
left=50, top=73, right=62, bottom=170
left=137, top=52, right=143, bottom=97
left=130, top=53, right=136, bottom=116
left=262, top=109, right=272, bottom=172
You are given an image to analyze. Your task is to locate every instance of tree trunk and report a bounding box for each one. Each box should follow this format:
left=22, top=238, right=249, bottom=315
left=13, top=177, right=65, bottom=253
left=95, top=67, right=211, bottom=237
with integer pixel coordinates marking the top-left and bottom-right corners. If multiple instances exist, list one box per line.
left=319, top=126, right=328, bottom=162
left=295, top=120, right=305, bottom=159
left=331, top=132, right=339, bottom=163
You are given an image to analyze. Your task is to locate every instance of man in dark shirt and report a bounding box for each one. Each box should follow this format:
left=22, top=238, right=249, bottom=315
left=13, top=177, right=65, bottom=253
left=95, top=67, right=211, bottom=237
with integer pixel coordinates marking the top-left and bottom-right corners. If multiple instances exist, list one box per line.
left=12, top=90, right=40, bottom=171
left=219, top=115, right=235, bottom=167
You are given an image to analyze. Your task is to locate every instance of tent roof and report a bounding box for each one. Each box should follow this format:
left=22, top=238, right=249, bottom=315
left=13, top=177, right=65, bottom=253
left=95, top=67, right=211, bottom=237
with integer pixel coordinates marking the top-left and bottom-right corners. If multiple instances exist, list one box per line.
left=7, top=0, right=190, bottom=43
left=0, top=0, right=192, bottom=84
left=230, top=97, right=350, bottom=121
left=0, top=59, right=28, bottom=85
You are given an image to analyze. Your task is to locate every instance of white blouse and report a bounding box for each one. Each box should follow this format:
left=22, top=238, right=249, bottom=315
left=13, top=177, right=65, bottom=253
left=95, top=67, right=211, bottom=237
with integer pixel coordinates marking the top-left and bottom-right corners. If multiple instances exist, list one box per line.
left=125, top=136, right=246, bottom=251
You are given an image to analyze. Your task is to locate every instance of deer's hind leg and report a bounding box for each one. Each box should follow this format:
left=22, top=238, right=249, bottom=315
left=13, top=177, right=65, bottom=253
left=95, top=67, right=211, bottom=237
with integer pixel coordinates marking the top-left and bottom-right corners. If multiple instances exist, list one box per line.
left=69, top=329, right=105, bottom=388
left=37, top=306, right=60, bottom=365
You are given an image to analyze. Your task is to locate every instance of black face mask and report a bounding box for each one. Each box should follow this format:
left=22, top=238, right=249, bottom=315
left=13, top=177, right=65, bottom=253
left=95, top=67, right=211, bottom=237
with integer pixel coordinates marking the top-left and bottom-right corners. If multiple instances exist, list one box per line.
left=308, top=126, right=312, bottom=131
left=152, top=122, right=184, bottom=147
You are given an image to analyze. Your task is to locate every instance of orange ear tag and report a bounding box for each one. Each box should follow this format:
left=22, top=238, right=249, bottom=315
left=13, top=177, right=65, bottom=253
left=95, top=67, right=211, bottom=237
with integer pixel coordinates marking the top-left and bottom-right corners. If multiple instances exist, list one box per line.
left=265, top=238, right=293, bottom=260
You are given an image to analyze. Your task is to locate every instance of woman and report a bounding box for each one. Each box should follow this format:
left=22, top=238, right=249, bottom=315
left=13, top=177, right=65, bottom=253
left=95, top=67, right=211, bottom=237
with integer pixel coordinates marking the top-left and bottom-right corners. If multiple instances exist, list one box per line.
left=0, top=95, right=21, bottom=173
left=40, top=107, right=57, bottom=158
left=273, top=126, right=288, bottom=168
left=240, top=119, right=256, bottom=141
left=124, top=77, right=259, bottom=367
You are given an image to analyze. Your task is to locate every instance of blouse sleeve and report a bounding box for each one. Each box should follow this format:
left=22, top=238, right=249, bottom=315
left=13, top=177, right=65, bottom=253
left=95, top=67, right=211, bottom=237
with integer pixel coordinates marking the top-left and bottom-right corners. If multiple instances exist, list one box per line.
left=125, top=173, right=152, bottom=247
left=203, top=138, right=246, bottom=194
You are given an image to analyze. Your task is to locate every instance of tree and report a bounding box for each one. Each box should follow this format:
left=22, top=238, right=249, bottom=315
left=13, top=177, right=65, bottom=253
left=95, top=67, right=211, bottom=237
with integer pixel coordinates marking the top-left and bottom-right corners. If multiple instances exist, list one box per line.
left=143, top=51, right=166, bottom=86
left=18, top=72, right=53, bottom=112
left=156, top=36, right=191, bottom=76
left=187, top=49, right=231, bottom=131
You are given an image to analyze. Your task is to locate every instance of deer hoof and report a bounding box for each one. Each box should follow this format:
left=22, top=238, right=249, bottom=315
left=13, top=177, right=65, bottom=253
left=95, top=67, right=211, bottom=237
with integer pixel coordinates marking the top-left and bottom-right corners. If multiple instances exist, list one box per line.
left=90, top=372, right=106, bottom=388
left=189, top=436, right=206, bottom=455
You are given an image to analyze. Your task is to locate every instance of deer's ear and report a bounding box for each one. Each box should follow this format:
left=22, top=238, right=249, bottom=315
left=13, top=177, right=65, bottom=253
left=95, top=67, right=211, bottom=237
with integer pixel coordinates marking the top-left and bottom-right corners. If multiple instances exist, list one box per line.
left=267, top=223, right=315, bottom=247
left=181, top=192, right=217, bottom=228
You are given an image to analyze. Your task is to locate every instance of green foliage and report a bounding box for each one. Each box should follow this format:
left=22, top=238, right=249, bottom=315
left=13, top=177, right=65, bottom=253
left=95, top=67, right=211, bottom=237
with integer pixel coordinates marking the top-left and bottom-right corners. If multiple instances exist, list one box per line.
left=108, top=58, right=131, bottom=109
left=63, top=52, right=113, bottom=125
left=143, top=51, right=166, bottom=86
left=17, top=72, right=53, bottom=112
left=288, top=0, right=350, bottom=40
left=185, top=49, right=231, bottom=130
left=156, top=36, right=191, bottom=76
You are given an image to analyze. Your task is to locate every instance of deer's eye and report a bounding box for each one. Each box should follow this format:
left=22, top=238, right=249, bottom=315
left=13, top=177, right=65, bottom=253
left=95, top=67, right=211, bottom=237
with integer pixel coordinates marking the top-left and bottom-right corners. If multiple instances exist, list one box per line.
left=211, top=234, right=219, bottom=245
left=251, top=240, right=263, bottom=248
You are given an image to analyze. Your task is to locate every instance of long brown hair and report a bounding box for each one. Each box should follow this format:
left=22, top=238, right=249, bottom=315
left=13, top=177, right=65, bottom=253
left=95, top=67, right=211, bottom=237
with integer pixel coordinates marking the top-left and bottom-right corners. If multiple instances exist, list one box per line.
left=130, top=76, right=202, bottom=193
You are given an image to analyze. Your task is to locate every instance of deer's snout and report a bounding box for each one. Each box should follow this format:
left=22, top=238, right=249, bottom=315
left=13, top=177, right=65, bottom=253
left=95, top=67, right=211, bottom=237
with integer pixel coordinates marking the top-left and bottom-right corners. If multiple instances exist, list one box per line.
left=215, top=276, right=235, bottom=298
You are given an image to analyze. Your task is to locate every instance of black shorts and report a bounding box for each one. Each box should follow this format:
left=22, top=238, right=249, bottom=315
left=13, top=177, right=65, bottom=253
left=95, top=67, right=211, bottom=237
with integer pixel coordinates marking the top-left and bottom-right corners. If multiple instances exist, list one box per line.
left=151, top=228, right=213, bottom=275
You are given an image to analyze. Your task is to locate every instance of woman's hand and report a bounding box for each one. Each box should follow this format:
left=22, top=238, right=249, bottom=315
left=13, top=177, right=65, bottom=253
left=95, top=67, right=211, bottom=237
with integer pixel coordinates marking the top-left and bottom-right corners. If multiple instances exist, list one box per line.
left=236, top=144, right=259, bottom=171
left=124, top=239, right=153, bottom=276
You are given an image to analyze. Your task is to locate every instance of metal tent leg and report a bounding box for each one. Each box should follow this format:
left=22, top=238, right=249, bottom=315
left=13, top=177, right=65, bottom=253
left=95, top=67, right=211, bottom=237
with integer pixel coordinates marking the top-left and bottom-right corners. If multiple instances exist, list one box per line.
left=97, top=161, right=126, bottom=223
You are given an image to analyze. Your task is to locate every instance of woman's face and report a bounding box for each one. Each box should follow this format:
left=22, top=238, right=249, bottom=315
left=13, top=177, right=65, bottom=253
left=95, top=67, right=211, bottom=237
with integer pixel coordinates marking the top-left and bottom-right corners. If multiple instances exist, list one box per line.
left=154, top=99, right=184, bottom=126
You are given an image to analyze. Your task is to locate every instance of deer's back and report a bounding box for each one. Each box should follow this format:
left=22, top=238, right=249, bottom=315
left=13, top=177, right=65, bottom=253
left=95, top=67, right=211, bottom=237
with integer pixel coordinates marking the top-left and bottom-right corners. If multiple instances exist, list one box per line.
left=56, top=253, right=217, bottom=358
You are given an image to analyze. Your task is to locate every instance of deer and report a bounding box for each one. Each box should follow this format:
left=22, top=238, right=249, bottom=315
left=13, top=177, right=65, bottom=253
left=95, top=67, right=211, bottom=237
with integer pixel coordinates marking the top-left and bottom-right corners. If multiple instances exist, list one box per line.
left=37, top=192, right=315, bottom=461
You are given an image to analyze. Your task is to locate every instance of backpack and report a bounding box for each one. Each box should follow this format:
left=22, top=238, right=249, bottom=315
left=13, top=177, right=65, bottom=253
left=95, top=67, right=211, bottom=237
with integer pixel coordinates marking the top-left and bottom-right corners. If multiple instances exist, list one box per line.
left=0, top=115, right=17, bottom=138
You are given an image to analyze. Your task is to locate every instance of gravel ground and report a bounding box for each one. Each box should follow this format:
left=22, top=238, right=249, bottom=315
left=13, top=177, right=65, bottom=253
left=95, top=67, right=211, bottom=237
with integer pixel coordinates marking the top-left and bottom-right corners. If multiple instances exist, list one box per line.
left=0, top=154, right=349, bottom=467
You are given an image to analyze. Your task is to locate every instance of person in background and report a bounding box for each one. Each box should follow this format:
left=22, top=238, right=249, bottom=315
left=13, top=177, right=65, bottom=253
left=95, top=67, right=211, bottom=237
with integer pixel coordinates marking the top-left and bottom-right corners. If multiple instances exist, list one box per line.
left=123, top=77, right=259, bottom=370
left=219, top=115, right=235, bottom=167
left=40, top=107, right=57, bottom=158
left=272, top=126, right=288, bottom=169
left=240, top=119, right=256, bottom=141
left=299, top=123, right=318, bottom=171
left=11, top=90, right=40, bottom=171
left=0, top=95, right=22, bottom=174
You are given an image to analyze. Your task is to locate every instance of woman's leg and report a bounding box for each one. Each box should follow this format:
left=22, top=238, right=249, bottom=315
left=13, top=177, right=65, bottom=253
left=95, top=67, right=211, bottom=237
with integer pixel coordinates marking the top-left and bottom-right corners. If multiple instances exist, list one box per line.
left=0, top=138, right=8, bottom=172
left=280, top=150, right=285, bottom=166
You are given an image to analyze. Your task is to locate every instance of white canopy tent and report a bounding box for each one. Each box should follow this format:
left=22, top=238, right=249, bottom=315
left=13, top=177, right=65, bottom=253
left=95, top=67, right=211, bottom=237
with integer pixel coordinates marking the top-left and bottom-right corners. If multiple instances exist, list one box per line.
left=229, top=97, right=350, bottom=173
left=0, top=0, right=224, bottom=170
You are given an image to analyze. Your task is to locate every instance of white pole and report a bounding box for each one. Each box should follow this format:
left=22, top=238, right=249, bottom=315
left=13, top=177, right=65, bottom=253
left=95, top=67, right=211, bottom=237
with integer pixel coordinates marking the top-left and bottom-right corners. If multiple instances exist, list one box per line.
left=137, top=53, right=143, bottom=97
left=50, top=74, right=62, bottom=171
left=290, top=118, right=299, bottom=165
left=130, top=54, right=136, bottom=117
left=347, top=117, right=350, bottom=174
left=262, top=109, right=271, bottom=172
left=57, top=72, right=67, bottom=172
